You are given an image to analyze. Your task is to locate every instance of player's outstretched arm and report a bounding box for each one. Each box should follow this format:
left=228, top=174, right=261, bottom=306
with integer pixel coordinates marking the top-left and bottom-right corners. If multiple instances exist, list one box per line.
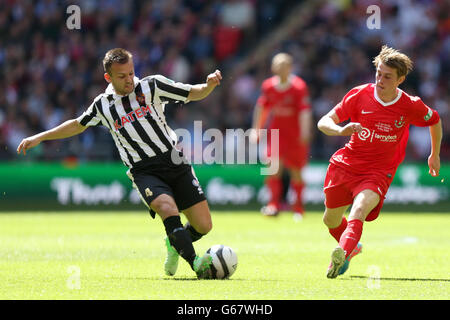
left=187, top=70, right=222, bottom=101
left=17, top=119, right=87, bottom=155
left=317, top=110, right=362, bottom=136
left=428, top=119, right=442, bottom=177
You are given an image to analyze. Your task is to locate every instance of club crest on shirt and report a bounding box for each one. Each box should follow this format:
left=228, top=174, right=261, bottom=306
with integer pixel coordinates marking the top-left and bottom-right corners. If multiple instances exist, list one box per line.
left=394, top=116, right=405, bottom=128
left=424, top=108, right=433, bottom=121
left=136, top=93, right=146, bottom=106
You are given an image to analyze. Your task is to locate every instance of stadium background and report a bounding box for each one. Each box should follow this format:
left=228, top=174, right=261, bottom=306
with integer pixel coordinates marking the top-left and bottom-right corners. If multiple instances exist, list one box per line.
left=0, top=0, right=448, bottom=211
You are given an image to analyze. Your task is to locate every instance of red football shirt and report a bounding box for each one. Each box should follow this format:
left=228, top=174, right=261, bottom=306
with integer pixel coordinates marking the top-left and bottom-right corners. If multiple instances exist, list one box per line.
left=330, top=83, right=440, bottom=175
left=257, top=75, right=311, bottom=144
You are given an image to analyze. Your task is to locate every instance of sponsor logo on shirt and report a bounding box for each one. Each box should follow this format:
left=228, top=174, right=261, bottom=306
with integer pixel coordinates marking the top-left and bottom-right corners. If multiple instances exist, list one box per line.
left=358, top=126, right=397, bottom=143
left=373, top=132, right=397, bottom=142
left=114, top=105, right=152, bottom=131
left=357, top=127, right=372, bottom=141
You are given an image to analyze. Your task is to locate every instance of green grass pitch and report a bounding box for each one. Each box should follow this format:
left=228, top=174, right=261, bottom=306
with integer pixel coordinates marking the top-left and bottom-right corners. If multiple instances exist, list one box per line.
left=0, top=210, right=448, bottom=300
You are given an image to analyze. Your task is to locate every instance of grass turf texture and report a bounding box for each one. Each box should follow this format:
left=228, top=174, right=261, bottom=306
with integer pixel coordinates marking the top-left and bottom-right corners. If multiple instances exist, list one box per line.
left=0, top=211, right=448, bottom=300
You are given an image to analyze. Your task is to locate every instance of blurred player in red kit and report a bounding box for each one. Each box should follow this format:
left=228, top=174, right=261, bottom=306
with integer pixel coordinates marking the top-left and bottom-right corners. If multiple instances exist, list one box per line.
left=317, top=46, right=442, bottom=278
left=251, top=53, right=312, bottom=220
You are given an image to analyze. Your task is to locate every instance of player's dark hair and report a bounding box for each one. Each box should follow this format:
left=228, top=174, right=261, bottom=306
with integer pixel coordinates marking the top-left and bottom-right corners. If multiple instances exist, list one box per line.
left=103, top=48, right=133, bottom=75
left=373, top=45, right=413, bottom=78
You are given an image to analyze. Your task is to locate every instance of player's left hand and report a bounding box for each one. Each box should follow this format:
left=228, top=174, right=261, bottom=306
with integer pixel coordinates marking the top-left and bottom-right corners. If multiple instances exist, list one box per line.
left=428, top=154, right=440, bottom=177
left=206, top=70, right=222, bottom=87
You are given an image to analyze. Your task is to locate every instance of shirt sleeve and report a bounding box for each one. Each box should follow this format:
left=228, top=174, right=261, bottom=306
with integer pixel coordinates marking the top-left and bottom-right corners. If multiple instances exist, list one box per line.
left=152, top=75, right=192, bottom=104
left=333, top=87, right=360, bottom=123
left=298, top=85, right=311, bottom=111
left=256, top=84, right=269, bottom=109
left=76, top=99, right=102, bottom=127
left=409, top=97, right=440, bottom=127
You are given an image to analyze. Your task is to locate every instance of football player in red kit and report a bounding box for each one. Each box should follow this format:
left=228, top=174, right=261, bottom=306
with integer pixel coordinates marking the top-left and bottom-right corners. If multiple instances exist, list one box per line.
left=251, top=53, right=312, bottom=220
left=318, top=46, right=442, bottom=278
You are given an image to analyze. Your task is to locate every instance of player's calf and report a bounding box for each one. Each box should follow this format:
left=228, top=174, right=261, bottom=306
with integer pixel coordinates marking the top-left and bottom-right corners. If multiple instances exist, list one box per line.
left=184, top=222, right=207, bottom=242
left=163, top=215, right=197, bottom=274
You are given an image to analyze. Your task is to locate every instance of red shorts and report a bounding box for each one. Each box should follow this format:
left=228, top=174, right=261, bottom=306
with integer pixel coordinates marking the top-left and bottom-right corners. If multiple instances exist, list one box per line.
left=267, top=140, right=309, bottom=169
left=323, top=163, right=393, bottom=221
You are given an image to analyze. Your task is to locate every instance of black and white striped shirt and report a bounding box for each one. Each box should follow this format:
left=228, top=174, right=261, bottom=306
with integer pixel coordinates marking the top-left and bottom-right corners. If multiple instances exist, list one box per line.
left=77, top=75, right=191, bottom=169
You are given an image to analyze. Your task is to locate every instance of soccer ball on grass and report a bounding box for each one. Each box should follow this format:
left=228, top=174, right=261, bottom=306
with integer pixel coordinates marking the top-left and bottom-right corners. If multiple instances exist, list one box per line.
left=206, top=245, right=238, bottom=279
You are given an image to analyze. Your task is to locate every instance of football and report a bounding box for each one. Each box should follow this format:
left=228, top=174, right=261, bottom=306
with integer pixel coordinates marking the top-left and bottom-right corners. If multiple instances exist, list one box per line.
left=206, top=245, right=238, bottom=279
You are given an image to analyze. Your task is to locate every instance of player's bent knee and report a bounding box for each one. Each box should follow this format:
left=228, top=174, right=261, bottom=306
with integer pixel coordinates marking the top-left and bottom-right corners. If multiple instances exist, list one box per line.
left=322, top=205, right=348, bottom=228
left=155, top=202, right=175, bottom=214
left=151, top=196, right=178, bottom=217
left=323, top=213, right=340, bottom=228
left=322, top=214, right=333, bottom=227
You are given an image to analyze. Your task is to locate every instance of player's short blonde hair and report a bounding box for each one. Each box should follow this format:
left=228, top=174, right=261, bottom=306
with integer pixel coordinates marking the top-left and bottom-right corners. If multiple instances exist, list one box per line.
left=103, top=48, right=133, bottom=75
left=272, top=53, right=293, bottom=67
left=372, top=45, right=413, bottom=78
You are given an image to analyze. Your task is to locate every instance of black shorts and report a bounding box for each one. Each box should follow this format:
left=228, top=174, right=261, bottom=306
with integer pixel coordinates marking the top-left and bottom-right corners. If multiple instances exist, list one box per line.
left=127, top=150, right=206, bottom=218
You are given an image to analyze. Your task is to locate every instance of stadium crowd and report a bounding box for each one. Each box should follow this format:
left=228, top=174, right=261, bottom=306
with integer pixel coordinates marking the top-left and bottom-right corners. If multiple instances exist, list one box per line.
left=0, top=0, right=448, bottom=163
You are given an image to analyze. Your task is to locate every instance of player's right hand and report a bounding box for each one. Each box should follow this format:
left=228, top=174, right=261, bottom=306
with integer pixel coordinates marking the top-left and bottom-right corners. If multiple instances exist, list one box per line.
left=17, top=136, right=41, bottom=155
left=340, top=122, right=363, bottom=136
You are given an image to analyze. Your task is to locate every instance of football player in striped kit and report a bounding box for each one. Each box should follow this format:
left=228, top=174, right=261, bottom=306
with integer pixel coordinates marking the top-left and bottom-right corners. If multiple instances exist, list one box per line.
left=17, top=48, right=222, bottom=279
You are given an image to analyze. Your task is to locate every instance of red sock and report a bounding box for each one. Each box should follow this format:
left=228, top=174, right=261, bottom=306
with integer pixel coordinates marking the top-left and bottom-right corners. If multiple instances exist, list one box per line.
left=265, top=176, right=282, bottom=208
left=291, top=181, right=305, bottom=213
left=338, top=219, right=363, bottom=259
left=328, top=216, right=347, bottom=242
